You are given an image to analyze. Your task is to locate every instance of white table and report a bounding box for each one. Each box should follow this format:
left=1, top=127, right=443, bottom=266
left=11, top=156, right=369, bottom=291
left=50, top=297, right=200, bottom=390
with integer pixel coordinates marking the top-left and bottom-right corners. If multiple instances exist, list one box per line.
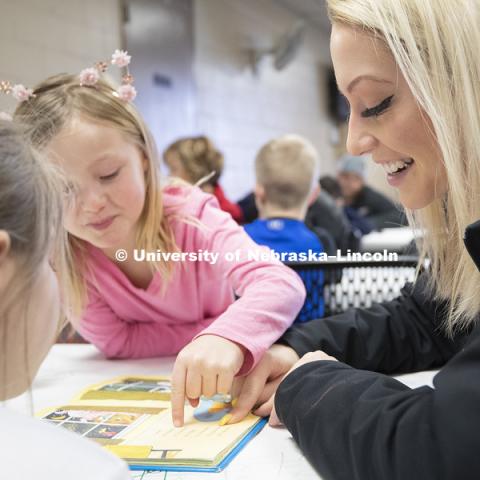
left=6, top=345, right=437, bottom=480
left=360, top=227, right=420, bottom=253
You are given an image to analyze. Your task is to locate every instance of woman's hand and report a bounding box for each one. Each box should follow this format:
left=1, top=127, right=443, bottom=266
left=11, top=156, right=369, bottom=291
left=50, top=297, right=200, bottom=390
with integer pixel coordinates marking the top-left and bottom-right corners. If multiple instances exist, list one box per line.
left=226, top=344, right=301, bottom=424
left=171, top=334, right=245, bottom=427
left=268, top=350, right=338, bottom=426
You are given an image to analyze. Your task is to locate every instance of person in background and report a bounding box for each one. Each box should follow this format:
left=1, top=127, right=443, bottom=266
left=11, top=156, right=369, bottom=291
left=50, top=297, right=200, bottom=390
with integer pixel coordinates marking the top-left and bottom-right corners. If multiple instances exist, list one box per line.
left=318, top=175, right=343, bottom=203
left=306, top=175, right=361, bottom=252
left=237, top=190, right=258, bottom=224
left=0, top=121, right=130, bottom=480
left=244, top=134, right=330, bottom=320
left=163, top=136, right=244, bottom=223
left=238, top=167, right=358, bottom=252
left=337, top=154, right=407, bottom=230
left=317, top=174, right=373, bottom=237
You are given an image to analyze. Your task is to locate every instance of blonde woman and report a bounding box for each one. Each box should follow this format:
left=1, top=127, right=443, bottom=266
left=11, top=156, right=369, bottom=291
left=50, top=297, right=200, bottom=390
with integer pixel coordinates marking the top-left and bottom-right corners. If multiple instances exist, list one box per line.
left=0, top=121, right=130, bottom=479
left=228, top=1, right=480, bottom=479
left=14, top=73, right=305, bottom=427
left=163, top=136, right=244, bottom=223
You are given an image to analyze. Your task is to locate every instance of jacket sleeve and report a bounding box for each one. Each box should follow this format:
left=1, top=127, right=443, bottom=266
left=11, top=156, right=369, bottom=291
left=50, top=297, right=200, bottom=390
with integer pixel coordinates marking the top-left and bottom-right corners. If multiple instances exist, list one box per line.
left=278, top=272, right=466, bottom=374
left=275, top=324, right=480, bottom=480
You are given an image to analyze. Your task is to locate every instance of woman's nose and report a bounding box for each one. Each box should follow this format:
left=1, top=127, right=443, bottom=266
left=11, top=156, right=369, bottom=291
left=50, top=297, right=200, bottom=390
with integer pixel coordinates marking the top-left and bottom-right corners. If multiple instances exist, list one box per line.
left=346, top=116, right=378, bottom=156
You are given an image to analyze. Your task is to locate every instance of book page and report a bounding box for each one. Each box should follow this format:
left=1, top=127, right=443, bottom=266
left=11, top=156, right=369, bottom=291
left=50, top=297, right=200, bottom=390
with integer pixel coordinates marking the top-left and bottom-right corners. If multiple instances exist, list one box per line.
left=119, top=403, right=260, bottom=463
left=37, top=376, right=263, bottom=467
left=70, top=375, right=173, bottom=409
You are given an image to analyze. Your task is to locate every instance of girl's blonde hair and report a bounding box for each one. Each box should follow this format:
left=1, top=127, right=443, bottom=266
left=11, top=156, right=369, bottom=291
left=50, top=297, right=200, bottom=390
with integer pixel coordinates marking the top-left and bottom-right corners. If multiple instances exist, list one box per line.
left=14, top=74, right=179, bottom=316
left=164, top=136, right=224, bottom=187
left=0, top=120, right=65, bottom=398
left=327, top=0, right=480, bottom=333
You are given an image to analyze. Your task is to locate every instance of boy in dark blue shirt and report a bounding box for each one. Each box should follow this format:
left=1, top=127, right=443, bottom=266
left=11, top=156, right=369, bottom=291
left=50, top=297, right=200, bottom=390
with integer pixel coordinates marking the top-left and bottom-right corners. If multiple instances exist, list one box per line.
left=244, top=134, right=326, bottom=321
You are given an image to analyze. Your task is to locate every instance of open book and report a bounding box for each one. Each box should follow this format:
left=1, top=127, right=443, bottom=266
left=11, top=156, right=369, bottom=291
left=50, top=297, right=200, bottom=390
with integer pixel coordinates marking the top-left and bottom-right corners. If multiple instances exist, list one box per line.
left=37, top=375, right=266, bottom=473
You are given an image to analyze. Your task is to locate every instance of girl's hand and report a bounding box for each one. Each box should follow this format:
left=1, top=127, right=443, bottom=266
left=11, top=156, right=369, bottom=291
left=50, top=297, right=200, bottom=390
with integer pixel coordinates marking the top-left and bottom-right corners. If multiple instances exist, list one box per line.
left=268, top=350, right=338, bottom=427
left=171, top=335, right=245, bottom=427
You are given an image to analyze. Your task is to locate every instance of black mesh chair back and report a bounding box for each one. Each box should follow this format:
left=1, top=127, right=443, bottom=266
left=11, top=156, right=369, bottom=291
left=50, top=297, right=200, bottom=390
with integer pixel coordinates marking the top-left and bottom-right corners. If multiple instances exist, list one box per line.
left=286, top=255, right=419, bottom=319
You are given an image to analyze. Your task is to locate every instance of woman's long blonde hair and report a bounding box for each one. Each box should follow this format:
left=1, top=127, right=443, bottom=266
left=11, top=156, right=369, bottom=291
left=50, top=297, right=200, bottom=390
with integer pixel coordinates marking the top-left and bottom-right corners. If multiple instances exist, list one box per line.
left=14, top=75, right=179, bottom=316
left=327, top=0, right=480, bottom=333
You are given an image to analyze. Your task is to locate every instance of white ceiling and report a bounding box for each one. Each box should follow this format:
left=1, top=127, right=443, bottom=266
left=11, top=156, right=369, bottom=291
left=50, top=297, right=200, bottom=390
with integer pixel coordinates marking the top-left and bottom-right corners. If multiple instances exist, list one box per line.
left=275, top=0, right=331, bottom=32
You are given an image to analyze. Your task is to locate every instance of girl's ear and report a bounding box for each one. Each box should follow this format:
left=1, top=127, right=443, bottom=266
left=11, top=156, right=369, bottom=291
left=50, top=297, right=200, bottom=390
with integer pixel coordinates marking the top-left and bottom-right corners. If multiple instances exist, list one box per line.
left=0, top=231, right=11, bottom=265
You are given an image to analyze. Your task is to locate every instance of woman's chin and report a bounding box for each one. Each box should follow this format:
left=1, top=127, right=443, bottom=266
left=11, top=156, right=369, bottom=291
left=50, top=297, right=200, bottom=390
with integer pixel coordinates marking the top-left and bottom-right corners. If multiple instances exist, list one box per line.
left=398, top=192, right=436, bottom=210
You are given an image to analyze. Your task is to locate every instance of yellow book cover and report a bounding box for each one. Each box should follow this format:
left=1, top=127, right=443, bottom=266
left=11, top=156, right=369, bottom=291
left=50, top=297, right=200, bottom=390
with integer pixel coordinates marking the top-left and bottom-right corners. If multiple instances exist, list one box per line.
left=37, top=375, right=266, bottom=472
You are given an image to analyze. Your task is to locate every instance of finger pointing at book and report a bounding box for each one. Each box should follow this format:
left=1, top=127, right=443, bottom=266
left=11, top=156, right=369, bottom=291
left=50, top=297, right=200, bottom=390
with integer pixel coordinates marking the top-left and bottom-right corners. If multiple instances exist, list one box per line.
left=171, top=334, right=245, bottom=427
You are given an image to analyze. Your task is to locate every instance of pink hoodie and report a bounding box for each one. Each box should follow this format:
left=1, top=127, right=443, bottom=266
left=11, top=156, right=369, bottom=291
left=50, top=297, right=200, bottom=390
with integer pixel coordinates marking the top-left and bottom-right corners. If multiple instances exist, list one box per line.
left=77, top=185, right=306, bottom=374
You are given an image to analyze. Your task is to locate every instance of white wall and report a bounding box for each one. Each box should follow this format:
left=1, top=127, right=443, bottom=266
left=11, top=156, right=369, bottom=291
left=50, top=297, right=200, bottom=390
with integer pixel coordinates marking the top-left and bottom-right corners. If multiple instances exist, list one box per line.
left=124, top=0, right=196, bottom=158
left=0, top=0, right=343, bottom=202
left=193, top=0, right=335, bottom=200
left=0, top=0, right=122, bottom=112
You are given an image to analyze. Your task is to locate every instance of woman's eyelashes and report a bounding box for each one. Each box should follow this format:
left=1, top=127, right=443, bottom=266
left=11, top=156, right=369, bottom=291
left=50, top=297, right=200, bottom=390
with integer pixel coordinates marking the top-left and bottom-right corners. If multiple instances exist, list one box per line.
left=361, top=95, right=394, bottom=118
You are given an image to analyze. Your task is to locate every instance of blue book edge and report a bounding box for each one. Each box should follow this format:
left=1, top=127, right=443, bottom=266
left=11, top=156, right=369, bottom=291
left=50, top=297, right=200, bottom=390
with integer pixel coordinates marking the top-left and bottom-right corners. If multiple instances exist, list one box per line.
left=129, top=417, right=268, bottom=473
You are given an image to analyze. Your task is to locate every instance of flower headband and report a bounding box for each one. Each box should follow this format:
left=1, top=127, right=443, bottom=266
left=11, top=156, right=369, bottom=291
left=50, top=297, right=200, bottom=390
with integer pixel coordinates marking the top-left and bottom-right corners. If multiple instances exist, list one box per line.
left=0, top=49, right=137, bottom=119
left=80, top=49, right=137, bottom=102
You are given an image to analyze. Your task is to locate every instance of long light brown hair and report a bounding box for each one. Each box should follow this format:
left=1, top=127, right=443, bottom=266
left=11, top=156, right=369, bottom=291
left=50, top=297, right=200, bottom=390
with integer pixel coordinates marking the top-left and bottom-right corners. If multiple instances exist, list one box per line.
left=14, top=75, right=180, bottom=316
left=164, top=136, right=224, bottom=187
left=0, top=120, right=65, bottom=400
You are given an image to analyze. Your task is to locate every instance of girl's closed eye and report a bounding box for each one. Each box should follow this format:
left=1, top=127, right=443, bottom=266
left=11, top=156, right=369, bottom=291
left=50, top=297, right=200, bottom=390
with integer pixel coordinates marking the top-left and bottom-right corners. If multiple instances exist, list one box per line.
left=99, top=169, right=120, bottom=181
left=361, top=95, right=394, bottom=118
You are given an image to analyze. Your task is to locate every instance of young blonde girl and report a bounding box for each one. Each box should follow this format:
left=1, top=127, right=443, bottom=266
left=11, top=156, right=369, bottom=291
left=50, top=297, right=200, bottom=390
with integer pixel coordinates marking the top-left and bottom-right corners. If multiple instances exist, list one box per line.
left=0, top=120, right=130, bottom=479
left=14, top=72, right=305, bottom=426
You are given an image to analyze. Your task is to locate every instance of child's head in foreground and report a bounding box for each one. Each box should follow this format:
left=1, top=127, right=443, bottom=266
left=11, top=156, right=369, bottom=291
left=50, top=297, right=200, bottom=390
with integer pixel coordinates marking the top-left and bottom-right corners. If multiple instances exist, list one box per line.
left=0, top=120, right=63, bottom=400
left=254, top=134, right=318, bottom=220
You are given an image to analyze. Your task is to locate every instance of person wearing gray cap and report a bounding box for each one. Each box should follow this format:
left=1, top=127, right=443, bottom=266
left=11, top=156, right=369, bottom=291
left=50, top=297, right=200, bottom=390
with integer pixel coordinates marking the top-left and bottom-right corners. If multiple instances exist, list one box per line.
left=337, top=154, right=407, bottom=230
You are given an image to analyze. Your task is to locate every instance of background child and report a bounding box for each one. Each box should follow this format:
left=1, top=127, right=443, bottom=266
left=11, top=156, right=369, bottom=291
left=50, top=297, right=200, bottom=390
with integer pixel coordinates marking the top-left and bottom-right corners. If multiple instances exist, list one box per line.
left=244, top=134, right=329, bottom=320
left=14, top=71, right=305, bottom=427
left=0, top=120, right=130, bottom=480
left=163, top=135, right=244, bottom=223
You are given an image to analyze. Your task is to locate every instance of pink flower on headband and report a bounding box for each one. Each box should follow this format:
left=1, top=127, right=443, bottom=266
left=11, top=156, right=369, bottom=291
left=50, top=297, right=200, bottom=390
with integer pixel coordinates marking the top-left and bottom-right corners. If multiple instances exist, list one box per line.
left=79, top=67, right=100, bottom=86
left=0, top=112, right=12, bottom=121
left=117, top=84, right=137, bottom=102
left=111, top=49, right=131, bottom=68
left=11, top=84, right=34, bottom=102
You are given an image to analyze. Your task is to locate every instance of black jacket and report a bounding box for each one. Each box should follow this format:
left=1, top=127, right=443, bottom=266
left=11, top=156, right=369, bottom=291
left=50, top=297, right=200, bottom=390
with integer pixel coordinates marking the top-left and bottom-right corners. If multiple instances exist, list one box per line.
left=275, top=221, right=480, bottom=480
left=351, top=185, right=407, bottom=230
left=306, top=191, right=361, bottom=253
